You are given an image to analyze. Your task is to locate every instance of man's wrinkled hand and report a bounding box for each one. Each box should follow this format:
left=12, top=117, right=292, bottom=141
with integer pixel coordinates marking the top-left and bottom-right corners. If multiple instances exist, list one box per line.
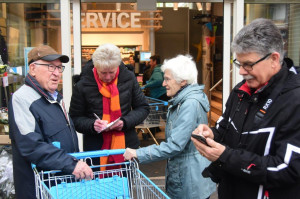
left=192, top=124, right=214, bottom=139
left=72, top=161, right=93, bottom=180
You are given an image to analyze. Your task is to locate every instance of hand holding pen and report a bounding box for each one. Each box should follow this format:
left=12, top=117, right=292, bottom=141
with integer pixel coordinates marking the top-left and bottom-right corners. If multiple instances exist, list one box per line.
left=93, top=113, right=108, bottom=133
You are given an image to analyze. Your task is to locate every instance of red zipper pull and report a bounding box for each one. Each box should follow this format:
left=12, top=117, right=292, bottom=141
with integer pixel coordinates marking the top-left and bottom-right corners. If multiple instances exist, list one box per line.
left=263, top=190, right=269, bottom=199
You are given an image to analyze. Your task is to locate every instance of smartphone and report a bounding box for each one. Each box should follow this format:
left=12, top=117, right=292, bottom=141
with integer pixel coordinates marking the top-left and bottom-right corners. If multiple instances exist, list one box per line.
left=191, top=134, right=209, bottom=146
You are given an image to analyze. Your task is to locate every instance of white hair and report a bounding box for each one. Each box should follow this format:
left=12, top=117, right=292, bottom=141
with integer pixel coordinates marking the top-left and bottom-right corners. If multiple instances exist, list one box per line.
left=92, top=43, right=122, bottom=69
left=161, top=54, right=198, bottom=85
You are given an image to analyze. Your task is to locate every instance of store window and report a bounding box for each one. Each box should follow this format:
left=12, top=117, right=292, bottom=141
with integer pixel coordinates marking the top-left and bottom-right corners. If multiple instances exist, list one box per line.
left=0, top=1, right=62, bottom=73
left=245, top=2, right=300, bottom=66
left=0, top=1, right=62, bottom=110
left=80, top=2, right=163, bottom=74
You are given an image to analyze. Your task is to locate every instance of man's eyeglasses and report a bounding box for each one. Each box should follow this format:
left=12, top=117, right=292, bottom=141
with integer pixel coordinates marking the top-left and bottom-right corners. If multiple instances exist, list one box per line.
left=233, top=53, right=272, bottom=71
left=34, top=63, right=65, bottom=73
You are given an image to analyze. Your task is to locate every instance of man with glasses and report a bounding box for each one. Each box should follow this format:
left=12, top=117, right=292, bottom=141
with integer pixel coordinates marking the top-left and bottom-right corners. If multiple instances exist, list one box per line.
left=8, top=45, right=93, bottom=199
left=191, top=18, right=300, bottom=199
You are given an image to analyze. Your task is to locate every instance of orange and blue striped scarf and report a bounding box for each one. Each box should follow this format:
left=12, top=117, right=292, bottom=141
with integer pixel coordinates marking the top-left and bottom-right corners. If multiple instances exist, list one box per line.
left=93, top=67, right=125, bottom=171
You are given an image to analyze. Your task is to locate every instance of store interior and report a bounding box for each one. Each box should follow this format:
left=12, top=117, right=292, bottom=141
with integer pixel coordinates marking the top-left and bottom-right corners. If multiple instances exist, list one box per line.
left=0, top=1, right=299, bottom=198
left=0, top=1, right=298, bottom=141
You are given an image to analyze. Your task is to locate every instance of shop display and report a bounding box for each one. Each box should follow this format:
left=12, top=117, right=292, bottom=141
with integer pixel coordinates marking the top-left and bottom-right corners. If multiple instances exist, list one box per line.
left=0, top=108, right=8, bottom=135
left=0, top=59, right=24, bottom=144
left=0, top=146, right=14, bottom=199
left=82, top=45, right=140, bottom=61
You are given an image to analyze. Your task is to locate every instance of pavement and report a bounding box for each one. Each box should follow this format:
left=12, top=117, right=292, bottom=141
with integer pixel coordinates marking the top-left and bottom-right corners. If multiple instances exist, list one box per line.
left=136, top=127, right=218, bottom=199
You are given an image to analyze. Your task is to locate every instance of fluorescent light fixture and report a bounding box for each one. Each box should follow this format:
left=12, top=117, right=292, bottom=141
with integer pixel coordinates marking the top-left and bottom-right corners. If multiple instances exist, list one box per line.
left=196, top=3, right=202, bottom=11
left=116, top=3, right=121, bottom=11
left=206, top=3, right=211, bottom=11
left=174, top=3, right=178, bottom=11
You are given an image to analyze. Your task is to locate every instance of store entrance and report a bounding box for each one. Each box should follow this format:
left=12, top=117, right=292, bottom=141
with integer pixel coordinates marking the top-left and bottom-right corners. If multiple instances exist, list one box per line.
left=80, top=2, right=223, bottom=90
left=79, top=2, right=224, bottom=125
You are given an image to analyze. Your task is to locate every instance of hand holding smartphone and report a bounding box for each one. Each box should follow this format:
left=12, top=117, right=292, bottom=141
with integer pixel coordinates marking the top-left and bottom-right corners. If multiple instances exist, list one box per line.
left=191, top=134, right=209, bottom=146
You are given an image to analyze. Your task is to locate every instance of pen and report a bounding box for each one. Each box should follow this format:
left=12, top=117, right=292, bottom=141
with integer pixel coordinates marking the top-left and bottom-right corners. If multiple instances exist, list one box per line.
left=93, top=113, right=101, bottom=120
left=93, top=113, right=103, bottom=134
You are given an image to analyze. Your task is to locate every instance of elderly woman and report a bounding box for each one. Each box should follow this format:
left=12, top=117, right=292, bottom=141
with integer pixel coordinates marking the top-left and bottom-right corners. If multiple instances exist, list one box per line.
left=124, top=55, right=216, bottom=199
left=69, top=43, right=149, bottom=168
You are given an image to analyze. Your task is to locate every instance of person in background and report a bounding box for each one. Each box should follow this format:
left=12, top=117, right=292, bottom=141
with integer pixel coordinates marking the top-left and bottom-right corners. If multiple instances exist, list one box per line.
left=125, top=54, right=135, bottom=73
left=124, top=54, right=216, bottom=199
left=129, top=54, right=135, bottom=67
left=142, top=61, right=152, bottom=96
left=192, top=18, right=300, bottom=199
left=142, top=55, right=168, bottom=101
left=9, top=45, right=93, bottom=199
left=69, top=43, right=149, bottom=169
left=142, top=55, right=169, bottom=136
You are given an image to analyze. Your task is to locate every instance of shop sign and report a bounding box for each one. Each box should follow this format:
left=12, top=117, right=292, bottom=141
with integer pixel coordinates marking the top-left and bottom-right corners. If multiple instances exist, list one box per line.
left=81, top=12, right=141, bottom=29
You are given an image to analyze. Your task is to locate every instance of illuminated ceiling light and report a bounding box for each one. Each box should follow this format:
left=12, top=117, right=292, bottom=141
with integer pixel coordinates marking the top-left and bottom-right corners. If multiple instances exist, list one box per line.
left=206, top=3, right=211, bottom=11
left=116, top=3, right=121, bottom=11
left=173, top=3, right=178, bottom=11
left=196, top=3, right=202, bottom=11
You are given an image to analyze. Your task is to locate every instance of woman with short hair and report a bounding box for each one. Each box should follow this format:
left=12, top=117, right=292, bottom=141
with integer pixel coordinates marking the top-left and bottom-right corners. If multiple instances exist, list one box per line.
left=69, top=43, right=149, bottom=168
left=124, top=54, right=216, bottom=199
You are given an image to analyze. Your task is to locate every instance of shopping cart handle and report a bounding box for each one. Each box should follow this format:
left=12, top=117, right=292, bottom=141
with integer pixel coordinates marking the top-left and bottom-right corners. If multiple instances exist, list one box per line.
left=69, top=149, right=126, bottom=159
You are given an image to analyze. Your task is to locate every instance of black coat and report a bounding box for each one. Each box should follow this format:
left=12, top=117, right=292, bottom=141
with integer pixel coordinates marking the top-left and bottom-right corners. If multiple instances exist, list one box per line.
left=208, top=65, right=300, bottom=199
left=69, top=60, right=149, bottom=151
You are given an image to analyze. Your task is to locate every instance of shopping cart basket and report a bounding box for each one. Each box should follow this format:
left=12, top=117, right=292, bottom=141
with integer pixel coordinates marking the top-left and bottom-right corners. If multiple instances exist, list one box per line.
left=136, top=97, right=168, bottom=145
left=33, top=149, right=170, bottom=199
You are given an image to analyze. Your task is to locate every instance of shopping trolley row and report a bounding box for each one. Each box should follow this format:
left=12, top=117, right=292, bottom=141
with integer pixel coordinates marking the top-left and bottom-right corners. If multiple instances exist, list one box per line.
left=33, top=149, right=170, bottom=199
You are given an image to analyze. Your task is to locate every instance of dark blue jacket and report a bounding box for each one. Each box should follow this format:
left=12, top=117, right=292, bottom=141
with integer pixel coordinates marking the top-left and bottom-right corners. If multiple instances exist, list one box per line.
left=9, top=74, right=79, bottom=199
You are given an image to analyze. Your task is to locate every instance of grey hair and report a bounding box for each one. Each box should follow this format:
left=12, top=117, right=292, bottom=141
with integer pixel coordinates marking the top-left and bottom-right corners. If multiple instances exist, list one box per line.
left=161, top=54, right=198, bottom=85
left=231, top=18, right=284, bottom=63
left=92, top=43, right=122, bottom=69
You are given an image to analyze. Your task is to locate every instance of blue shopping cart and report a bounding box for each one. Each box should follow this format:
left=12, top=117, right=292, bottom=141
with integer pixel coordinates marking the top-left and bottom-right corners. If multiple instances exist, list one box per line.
left=136, top=97, right=168, bottom=145
left=33, top=149, right=170, bottom=199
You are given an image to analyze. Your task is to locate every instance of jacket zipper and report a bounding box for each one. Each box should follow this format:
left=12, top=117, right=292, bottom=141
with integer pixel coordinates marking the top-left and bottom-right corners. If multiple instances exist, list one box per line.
left=58, top=100, right=77, bottom=152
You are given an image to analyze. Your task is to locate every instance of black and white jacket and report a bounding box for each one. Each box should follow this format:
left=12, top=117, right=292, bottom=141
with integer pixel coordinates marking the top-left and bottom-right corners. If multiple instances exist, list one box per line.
left=209, top=65, right=300, bottom=199
left=9, top=74, right=79, bottom=199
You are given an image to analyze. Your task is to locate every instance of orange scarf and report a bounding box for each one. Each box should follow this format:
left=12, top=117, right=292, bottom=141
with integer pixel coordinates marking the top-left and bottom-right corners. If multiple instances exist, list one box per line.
left=93, top=67, right=125, bottom=171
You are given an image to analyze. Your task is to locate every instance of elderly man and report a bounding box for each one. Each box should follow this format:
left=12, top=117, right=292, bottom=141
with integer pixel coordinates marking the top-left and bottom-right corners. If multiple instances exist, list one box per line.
left=192, top=18, right=300, bottom=199
left=9, top=45, right=93, bottom=199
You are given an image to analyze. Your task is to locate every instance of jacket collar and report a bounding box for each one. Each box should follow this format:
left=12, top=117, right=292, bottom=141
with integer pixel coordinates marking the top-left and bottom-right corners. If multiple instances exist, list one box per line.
left=169, top=84, right=209, bottom=112
left=25, top=74, right=62, bottom=102
left=236, top=64, right=290, bottom=98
